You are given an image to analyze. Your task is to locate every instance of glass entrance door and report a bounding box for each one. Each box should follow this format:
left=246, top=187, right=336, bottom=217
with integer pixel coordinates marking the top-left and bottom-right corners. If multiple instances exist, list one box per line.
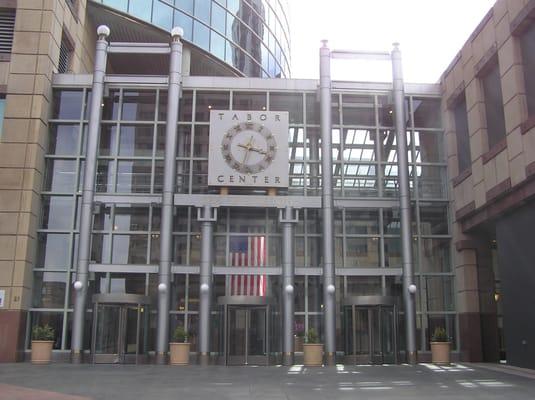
left=91, top=303, right=147, bottom=364
left=227, top=306, right=268, bottom=365
left=344, top=305, right=397, bottom=364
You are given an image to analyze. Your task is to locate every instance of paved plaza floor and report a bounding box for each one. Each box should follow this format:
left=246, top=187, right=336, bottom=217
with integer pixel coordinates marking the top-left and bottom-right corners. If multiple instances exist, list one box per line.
left=1, top=362, right=535, bottom=400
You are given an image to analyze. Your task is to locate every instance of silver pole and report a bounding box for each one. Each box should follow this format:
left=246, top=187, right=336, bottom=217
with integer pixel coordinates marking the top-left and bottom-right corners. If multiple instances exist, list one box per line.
left=156, top=27, right=183, bottom=364
left=319, top=40, right=336, bottom=366
left=281, top=206, right=297, bottom=365
left=71, top=25, right=110, bottom=363
left=391, top=43, right=417, bottom=364
left=198, top=205, right=215, bottom=366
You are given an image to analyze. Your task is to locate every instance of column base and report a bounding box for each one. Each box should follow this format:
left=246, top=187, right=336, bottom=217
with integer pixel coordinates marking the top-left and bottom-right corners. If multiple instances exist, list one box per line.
left=325, top=352, right=336, bottom=366
left=282, top=352, right=294, bottom=366
left=407, top=351, right=418, bottom=365
left=198, top=352, right=210, bottom=366
left=155, top=352, right=168, bottom=365
left=71, top=351, right=83, bottom=364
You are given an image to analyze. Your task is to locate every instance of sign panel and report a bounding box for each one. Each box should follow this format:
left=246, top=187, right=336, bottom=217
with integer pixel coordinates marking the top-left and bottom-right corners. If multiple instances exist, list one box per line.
left=208, top=110, right=289, bottom=187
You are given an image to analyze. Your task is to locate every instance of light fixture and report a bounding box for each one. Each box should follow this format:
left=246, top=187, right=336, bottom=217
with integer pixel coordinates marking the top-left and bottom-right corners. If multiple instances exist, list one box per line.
left=73, top=281, right=83, bottom=290
left=171, top=26, right=184, bottom=38
left=96, top=25, right=110, bottom=38
left=408, top=284, right=417, bottom=294
left=327, top=284, right=335, bottom=294
left=285, top=284, right=294, bottom=294
left=200, top=283, right=210, bottom=293
left=158, top=283, right=167, bottom=293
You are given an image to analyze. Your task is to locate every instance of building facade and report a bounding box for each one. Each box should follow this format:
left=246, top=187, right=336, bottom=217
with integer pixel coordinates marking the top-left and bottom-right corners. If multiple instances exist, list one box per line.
left=0, top=0, right=532, bottom=369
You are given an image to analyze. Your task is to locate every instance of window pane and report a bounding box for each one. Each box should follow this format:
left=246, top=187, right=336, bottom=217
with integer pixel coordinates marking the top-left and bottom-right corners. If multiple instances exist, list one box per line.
left=152, top=0, right=173, bottom=30
left=414, top=131, right=444, bottom=163
left=346, top=276, right=382, bottom=296
left=49, top=124, right=80, bottom=155
left=520, top=23, right=535, bottom=115
left=416, top=165, right=447, bottom=199
left=128, top=0, right=151, bottom=20
left=44, top=159, right=76, bottom=192
left=112, top=234, right=148, bottom=264
left=174, top=10, right=193, bottom=41
left=420, top=203, right=449, bottom=235
left=481, top=62, right=506, bottom=148
left=193, top=21, right=210, bottom=51
left=269, top=93, right=303, bottom=124
left=121, top=91, right=156, bottom=121
left=195, top=91, right=229, bottom=122
left=342, top=129, right=376, bottom=162
left=114, top=205, right=150, bottom=231
left=41, top=196, right=74, bottom=229
left=345, top=209, right=379, bottom=234
left=342, top=94, right=375, bottom=126
left=420, top=238, right=451, bottom=272
left=384, top=237, right=402, bottom=267
left=52, top=90, right=83, bottom=119
left=453, top=95, right=471, bottom=172
left=30, top=312, right=63, bottom=349
left=233, top=92, right=266, bottom=111
left=345, top=237, right=380, bottom=267
left=194, top=0, right=210, bottom=23
left=210, top=31, right=226, bottom=60
left=33, top=272, right=66, bottom=308
left=425, top=276, right=454, bottom=311
left=102, top=90, right=120, bottom=120
left=118, top=125, right=154, bottom=157
left=412, top=98, right=442, bottom=128
left=99, top=125, right=117, bottom=156
left=37, top=233, right=71, bottom=269
left=116, top=160, right=153, bottom=193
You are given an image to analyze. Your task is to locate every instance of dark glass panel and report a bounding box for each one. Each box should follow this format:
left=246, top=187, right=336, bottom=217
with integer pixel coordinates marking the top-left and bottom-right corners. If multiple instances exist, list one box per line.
left=346, top=276, right=382, bottom=296
left=44, top=159, right=76, bottom=192
left=116, top=160, right=152, bottom=193
left=30, top=312, right=63, bottom=349
left=420, top=238, right=451, bottom=272
left=481, top=62, right=506, bottom=148
left=345, top=237, right=380, bottom=267
left=420, top=203, right=449, bottom=235
left=118, top=125, right=154, bottom=157
left=453, top=95, right=471, bottom=172
left=111, top=234, right=148, bottom=264
left=33, top=272, right=66, bottom=308
left=269, top=93, right=302, bottom=124
left=98, top=124, right=117, bottom=156
left=195, top=91, right=229, bottom=122
left=121, top=90, right=156, bottom=121
left=414, top=131, right=444, bottom=163
left=114, top=205, right=150, bottom=231
left=41, top=196, right=74, bottom=230
left=412, top=97, right=442, bottom=128
left=384, top=237, right=402, bottom=267
left=52, top=90, right=83, bottom=119
left=233, top=92, right=267, bottom=110
left=342, top=94, right=375, bottom=126
left=101, top=90, right=120, bottom=120
left=48, top=124, right=80, bottom=155
left=345, top=209, right=379, bottom=234
left=37, top=233, right=71, bottom=269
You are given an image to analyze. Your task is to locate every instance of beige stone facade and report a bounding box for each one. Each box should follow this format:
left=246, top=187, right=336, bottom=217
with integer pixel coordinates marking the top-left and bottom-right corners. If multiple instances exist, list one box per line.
left=0, top=0, right=94, bottom=362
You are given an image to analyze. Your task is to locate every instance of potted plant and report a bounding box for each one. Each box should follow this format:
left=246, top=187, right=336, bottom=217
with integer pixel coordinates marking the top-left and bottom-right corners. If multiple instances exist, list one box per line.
left=31, top=325, right=55, bottom=365
left=430, top=326, right=451, bottom=364
left=303, top=328, right=323, bottom=366
left=169, top=326, right=190, bottom=365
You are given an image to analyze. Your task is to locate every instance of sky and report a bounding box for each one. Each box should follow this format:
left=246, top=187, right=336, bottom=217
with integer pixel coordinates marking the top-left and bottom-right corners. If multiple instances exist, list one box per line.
left=286, top=0, right=496, bottom=83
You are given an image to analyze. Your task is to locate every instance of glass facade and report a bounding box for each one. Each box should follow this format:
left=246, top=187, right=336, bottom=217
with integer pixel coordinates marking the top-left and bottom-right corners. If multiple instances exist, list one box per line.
left=31, top=84, right=454, bottom=356
left=93, top=0, right=291, bottom=78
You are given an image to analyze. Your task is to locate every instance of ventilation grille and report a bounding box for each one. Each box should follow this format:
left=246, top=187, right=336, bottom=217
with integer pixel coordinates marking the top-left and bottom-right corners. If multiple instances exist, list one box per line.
left=58, top=34, right=72, bottom=73
left=0, top=9, right=15, bottom=54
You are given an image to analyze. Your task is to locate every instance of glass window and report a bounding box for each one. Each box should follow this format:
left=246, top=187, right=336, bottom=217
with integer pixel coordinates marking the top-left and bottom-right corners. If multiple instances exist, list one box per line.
left=98, top=125, right=117, bottom=156
left=384, top=237, right=402, bottom=267
left=41, top=196, right=74, bottom=230
left=233, top=92, right=266, bottom=110
left=342, top=129, right=376, bottom=162
left=211, top=1, right=226, bottom=33
left=116, top=160, right=152, bottom=193
left=345, top=209, right=379, bottom=234
left=121, top=91, right=156, bottom=121
left=175, top=0, right=194, bottom=14
left=305, top=93, right=320, bottom=125
left=37, top=233, right=71, bottom=269
left=210, top=31, right=226, bottom=60
left=346, top=276, right=382, bottom=296
left=128, top=0, right=151, bottom=21
left=195, top=91, right=229, bottom=122
left=420, top=203, right=449, bottom=235
left=453, top=95, right=471, bottom=172
left=118, top=125, right=154, bottom=157
left=345, top=237, right=380, bottom=267
left=416, top=165, right=447, bottom=199
left=378, top=95, right=394, bottom=126
left=0, top=96, right=5, bottom=138
left=342, top=94, right=375, bottom=126
left=44, top=159, right=77, bottom=192
left=173, top=235, right=188, bottom=264
left=91, top=233, right=111, bottom=263
left=425, top=276, right=454, bottom=311
left=420, top=238, right=451, bottom=272
left=96, top=160, right=114, bottom=193
left=114, top=205, right=150, bottom=231
left=520, top=23, right=535, bottom=116
left=308, top=276, right=323, bottom=312
left=413, top=131, right=444, bottom=163
left=49, top=124, right=80, bottom=155
left=426, top=314, right=456, bottom=350
left=152, top=0, right=173, bottom=30
left=342, top=163, right=378, bottom=197
left=194, top=0, right=210, bottom=23
left=33, top=272, right=66, bottom=308
left=383, top=209, right=400, bottom=235
left=193, top=20, right=210, bottom=51
left=269, top=93, right=303, bottom=124
left=193, top=125, right=209, bottom=157
left=102, top=90, right=120, bottom=120
left=52, top=90, right=83, bottom=119
left=111, top=234, right=148, bottom=264
left=481, top=61, right=506, bottom=149
left=229, top=209, right=266, bottom=233
left=93, top=204, right=112, bottom=231
left=174, top=10, right=193, bottom=41
left=412, top=98, right=442, bottom=128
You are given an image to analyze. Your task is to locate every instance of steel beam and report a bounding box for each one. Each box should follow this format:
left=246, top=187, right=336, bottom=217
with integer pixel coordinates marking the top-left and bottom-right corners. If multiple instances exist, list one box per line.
left=319, top=40, right=336, bottom=366
left=156, top=28, right=183, bottom=365
left=391, top=43, right=418, bottom=365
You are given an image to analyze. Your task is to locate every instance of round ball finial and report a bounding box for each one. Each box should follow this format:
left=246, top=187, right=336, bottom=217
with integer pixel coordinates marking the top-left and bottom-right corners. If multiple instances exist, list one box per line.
left=97, top=25, right=110, bottom=38
left=200, top=283, right=210, bottom=293
left=73, top=281, right=83, bottom=291
left=285, top=284, right=294, bottom=294
left=171, top=26, right=184, bottom=38
left=408, top=284, right=417, bottom=294
left=327, top=284, right=335, bottom=294
left=158, top=283, right=167, bottom=293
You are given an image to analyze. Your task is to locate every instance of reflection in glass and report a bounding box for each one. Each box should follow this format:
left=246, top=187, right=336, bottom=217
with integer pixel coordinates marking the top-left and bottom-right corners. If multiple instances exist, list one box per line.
left=49, top=124, right=80, bottom=155
left=37, top=233, right=71, bottom=269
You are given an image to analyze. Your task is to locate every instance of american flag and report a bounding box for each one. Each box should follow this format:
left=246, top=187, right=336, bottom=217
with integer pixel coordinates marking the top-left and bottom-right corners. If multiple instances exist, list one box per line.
left=228, top=236, right=267, bottom=296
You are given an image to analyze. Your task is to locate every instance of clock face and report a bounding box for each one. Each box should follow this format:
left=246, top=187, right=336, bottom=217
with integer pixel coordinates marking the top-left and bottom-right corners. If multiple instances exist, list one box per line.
left=221, top=121, right=277, bottom=174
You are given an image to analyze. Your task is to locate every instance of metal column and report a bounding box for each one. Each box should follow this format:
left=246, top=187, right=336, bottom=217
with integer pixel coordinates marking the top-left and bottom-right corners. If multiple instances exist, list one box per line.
left=280, top=207, right=298, bottom=365
left=198, top=205, right=216, bottom=366
left=319, top=40, right=336, bottom=366
left=71, top=26, right=110, bottom=363
left=391, top=43, right=417, bottom=364
left=156, top=28, right=183, bottom=364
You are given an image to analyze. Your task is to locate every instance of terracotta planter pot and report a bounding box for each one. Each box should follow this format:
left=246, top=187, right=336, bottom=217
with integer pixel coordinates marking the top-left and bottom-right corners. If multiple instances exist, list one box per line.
left=431, top=341, right=451, bottom=364
left=303, top=343, right=323, bottom=366
left=31, top=341, right=53, bottom=365
left=169, top=342, right=190, bottom=365
left=294, top=336, right=304, bottom=353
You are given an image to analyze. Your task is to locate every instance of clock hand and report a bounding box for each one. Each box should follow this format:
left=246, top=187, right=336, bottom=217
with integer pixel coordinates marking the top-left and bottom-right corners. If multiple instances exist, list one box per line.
left=249, top=146, right=267, bottom=155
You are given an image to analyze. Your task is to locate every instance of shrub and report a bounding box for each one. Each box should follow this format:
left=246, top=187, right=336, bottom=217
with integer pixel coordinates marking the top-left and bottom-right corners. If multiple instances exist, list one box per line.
left=431, top=327, right=449, bottom=342
left=32, top=325, right=55, bottom=341
left=305, top=328, right=319, bottom=344
left=172, top=326, right=188, bottom=343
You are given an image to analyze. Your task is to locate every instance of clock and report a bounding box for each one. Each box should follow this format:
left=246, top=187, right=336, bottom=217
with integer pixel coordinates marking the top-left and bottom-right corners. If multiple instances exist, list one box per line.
left=220, top=121, right=277, bottom=174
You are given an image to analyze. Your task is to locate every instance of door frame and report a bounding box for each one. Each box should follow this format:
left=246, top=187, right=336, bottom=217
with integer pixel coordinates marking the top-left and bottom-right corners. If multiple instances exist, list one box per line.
left=217, top=296, right=273, bottom=366
left=90, top=293, right=151, bottom=364
left=343, top=296, right=399, bottom=364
